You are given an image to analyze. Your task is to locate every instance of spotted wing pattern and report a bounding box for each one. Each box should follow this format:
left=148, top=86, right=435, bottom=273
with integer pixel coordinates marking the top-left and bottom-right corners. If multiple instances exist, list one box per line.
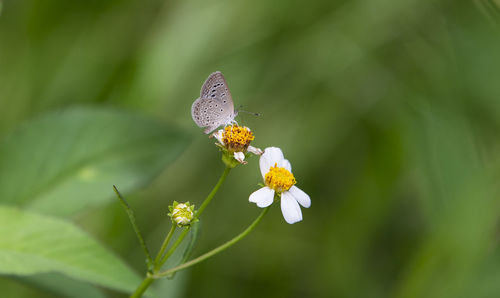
left=191, top=71, right=236, bottom=134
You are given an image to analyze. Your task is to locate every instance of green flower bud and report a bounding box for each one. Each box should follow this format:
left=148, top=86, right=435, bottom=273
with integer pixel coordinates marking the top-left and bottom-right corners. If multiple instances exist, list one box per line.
left=168, top=201, right=195, bottom=227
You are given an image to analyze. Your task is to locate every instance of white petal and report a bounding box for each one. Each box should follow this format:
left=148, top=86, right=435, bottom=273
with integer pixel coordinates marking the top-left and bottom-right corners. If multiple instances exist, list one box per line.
left=289, top=186, right=310, bottom=208
left=259, top=147, right=285, bottom=178
left=249, top=187, right=275, bottom=208
left=247, top=145, right=263, bottom=155
left=279, top=159, right=292, bottom=172
left=233, top=152, right=247, bottom=164
left=264, top=147, right=284, bottom=163
left=259, top=153, right=272, bottom=178
left=281, top=192, right=302, bottom=224
left=211, top=130, right=224, bottom=145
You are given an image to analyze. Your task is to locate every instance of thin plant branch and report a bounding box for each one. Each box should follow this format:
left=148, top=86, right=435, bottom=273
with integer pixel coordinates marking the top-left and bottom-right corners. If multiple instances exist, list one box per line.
left=113, top=185, right=154, bottom=271
left=153, top=206, right=270, bottom=279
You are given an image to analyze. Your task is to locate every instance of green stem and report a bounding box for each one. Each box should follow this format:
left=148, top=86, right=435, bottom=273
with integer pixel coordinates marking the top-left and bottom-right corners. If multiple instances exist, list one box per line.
left=154, top=206, right=270, bottom=279
left=158, top=228, right=189, bottom=267
left=194, top=166, right=231, bottom=220
left=113, top=185, right=153, bottom=270
left=129, top=166, right=231, bottom=297
left=167, top=221, right=201, bottom=279
left=158, top=166, right=231, bottom=267
left=153, top=224, right=176, bottom=270
left=130, top=276, right=154, bottom=298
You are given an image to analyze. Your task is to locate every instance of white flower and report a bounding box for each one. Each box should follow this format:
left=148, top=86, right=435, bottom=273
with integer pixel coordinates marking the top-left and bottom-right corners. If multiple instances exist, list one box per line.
left=249, top=147, right=310, bottom=224
left=212, top=125, right=263, bottom=165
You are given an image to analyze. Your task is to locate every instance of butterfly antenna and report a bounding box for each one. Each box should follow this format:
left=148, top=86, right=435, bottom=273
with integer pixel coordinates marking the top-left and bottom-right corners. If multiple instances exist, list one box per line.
left=237, top=105, right=261, bottom=116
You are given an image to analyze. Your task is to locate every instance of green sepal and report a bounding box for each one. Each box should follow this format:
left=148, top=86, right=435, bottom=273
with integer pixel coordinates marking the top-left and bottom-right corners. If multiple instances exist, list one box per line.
left=273, top=192, right=281, bottom=202
left=221, top=151, right=240, bottom=168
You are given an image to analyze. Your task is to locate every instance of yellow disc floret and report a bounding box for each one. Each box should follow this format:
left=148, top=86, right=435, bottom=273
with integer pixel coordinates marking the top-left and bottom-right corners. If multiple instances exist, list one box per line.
left=265, top=163, right=296, bottom=192
left=222, top=125, right=254, bottom=152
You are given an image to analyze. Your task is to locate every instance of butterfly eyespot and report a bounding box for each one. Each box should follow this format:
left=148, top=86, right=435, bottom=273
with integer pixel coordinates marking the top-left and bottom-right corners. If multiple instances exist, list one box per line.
left=220, top=109, right=223, bottom=112
left=211, top=94, right=215, bottom=97
left=223, top=100, right=226, bottom=103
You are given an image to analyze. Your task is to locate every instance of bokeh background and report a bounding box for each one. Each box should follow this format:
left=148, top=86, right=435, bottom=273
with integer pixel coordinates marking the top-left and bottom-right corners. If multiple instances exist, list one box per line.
left=1, top=0, right=500, bottom=297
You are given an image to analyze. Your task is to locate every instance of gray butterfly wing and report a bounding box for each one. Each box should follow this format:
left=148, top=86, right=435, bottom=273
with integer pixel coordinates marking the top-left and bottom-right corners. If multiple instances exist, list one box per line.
left=201, top=72, right=235, bottom=117
left=191, top=97, right=224, bottom=134
left=201, top=71, right=233, bottom=103
left=191, top=71, right=236, bottom=134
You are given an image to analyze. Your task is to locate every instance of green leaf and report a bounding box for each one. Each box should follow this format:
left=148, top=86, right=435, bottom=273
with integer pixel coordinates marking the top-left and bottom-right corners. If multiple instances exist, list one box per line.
left=0, top=206, right=141, bottom=294
left=0, top=107, right=190, bottom=215
left=14, top=273, right=107, bottom=298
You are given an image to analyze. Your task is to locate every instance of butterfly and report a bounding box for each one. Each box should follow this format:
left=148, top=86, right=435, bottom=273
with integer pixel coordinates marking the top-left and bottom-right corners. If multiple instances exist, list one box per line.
left=191, top=71, right=238, bottom=134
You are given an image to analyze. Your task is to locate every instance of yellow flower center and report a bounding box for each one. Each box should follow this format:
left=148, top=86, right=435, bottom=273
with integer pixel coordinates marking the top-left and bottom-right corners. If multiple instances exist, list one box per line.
left=222, top=125, right=254, bottom=152
left=264, top=163, right=296, bottom=192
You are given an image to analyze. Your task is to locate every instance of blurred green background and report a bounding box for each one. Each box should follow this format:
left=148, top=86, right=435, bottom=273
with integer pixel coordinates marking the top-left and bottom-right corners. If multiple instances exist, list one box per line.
left=1, top=0, right=500, bottom=297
